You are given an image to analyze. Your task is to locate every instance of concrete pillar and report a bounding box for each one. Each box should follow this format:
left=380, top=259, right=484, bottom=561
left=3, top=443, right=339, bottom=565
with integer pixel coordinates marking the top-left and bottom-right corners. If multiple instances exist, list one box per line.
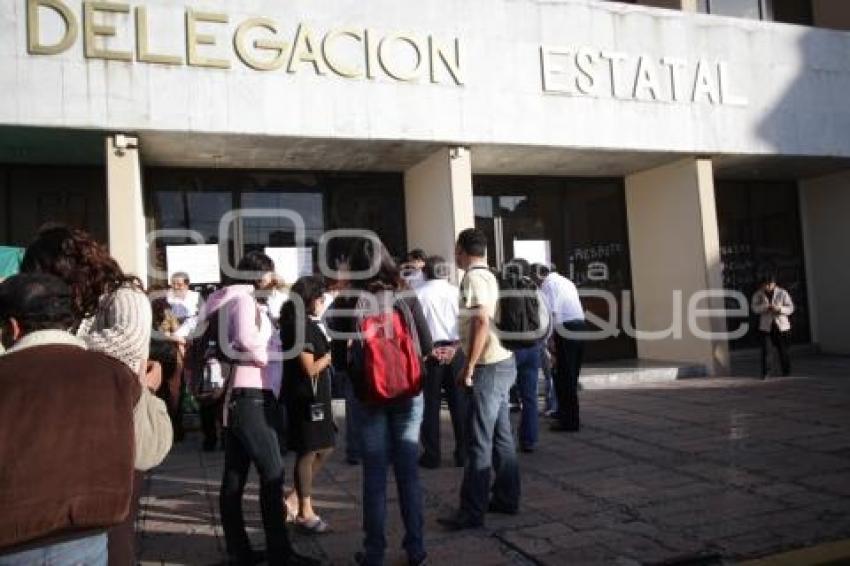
left=625, top=158, right=730, bottom=375
left=106, top=135, right=148, bottom=283
left=800, top=170, right=850, bottom=355
left=404, top=147, right=475, bottom=272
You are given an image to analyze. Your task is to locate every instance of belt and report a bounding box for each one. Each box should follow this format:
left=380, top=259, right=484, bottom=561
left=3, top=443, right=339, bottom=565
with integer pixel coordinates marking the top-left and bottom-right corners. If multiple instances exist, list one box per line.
left=434, top=340, right=460, bottom=347
left=230, top=388, right=274, bottom=399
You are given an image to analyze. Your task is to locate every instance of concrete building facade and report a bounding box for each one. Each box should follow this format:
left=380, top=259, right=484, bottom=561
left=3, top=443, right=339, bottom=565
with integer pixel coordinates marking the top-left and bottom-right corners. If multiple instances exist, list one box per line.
left=2, top=0, right=849, bottom=369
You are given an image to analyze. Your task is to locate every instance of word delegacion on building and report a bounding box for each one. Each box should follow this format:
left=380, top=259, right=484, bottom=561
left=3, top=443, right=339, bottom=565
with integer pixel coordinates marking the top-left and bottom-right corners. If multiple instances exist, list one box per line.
left=26, top=0, right=748, bottom=105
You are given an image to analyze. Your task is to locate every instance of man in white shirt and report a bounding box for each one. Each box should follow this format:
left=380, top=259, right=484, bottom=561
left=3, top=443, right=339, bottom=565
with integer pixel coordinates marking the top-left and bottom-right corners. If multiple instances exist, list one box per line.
left=166, top=272, right=201, bottom=338
left=414, top=255, right=468, bottom=468
left=533, top=263, right=585, bottom=432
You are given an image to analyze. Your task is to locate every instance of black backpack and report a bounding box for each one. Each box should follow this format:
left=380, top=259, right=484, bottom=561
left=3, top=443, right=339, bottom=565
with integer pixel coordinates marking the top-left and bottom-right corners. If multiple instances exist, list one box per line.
left=497, top=271, right=543, bottom=350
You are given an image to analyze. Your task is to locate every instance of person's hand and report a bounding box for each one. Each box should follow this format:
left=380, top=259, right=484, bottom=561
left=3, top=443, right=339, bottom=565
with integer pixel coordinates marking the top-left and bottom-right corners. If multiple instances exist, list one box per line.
left=456, top=365, right=474, bottom=388
left=143, top=360, right=163, bottom=392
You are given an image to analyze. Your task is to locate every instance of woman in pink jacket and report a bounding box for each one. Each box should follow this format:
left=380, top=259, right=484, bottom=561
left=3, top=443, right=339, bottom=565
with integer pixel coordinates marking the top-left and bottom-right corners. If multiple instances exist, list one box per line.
left=205, top=252, right=318, bottom=566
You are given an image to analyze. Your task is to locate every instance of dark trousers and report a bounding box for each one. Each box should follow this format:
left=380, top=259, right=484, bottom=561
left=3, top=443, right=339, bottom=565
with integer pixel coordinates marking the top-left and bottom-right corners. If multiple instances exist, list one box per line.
left=219, top=389, right=292, bottom=561
left=200, top=396, right=224, bottom=450
left=420, top=349, right=468, bottom=467
left=761, top=326, right=791, bottom=377
left=107, top=470, right=143, bottom=566
left=459, top=356, right=520, bottom=523
left=553, top=320, right=585, bottom=430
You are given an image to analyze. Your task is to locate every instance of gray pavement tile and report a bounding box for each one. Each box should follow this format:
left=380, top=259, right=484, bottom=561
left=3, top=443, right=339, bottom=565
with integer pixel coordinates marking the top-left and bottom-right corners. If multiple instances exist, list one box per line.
left=138, top=365, right=850, bottom=565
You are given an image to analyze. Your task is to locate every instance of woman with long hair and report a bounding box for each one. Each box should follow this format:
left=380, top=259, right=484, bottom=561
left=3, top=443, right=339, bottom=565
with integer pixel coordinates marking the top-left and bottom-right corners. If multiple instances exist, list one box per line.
left=21, top=225, right=152, bottom=372
left=20, top=225, right=170, bottom=566
left=344, top=237, right=434, bottom=566
left=279, top=275, right=335, bottom=533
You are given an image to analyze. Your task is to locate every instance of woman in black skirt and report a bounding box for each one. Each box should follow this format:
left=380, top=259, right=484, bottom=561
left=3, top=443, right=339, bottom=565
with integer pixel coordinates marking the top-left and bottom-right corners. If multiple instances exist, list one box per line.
left=280, top=276, right=336, bottom=533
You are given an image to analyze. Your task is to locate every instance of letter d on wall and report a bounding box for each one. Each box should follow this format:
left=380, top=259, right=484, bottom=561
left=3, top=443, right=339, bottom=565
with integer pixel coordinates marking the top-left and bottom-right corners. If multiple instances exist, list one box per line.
left=27, top=0, right=78, bottom=55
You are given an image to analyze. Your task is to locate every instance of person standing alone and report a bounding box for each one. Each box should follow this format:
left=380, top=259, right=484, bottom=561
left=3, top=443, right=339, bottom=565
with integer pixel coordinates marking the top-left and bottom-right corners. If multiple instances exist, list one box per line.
left=752, top=274, right=794, bottom=378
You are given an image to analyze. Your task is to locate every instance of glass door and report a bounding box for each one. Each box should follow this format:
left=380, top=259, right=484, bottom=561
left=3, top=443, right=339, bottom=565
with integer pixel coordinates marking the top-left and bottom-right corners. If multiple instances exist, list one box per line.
left=474, top=176, right=637, bottom=361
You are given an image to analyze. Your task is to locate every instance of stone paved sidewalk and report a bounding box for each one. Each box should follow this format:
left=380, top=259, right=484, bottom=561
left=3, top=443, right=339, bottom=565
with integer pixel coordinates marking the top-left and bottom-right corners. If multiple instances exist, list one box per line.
left=138, top=356, right=850, bottom=565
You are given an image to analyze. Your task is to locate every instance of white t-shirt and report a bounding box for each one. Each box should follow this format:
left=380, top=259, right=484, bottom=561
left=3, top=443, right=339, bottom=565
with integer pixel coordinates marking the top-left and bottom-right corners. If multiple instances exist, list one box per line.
left=167, top=289, right=201, bottom=321
left=415, top=278, right=460, bottom=343
left=540, top=272, right=585, bottom=325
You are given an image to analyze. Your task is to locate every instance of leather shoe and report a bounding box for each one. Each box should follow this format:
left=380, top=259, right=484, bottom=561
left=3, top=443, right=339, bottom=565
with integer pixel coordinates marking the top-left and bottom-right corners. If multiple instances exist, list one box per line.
left=269, top=551, right=322, bottom=566
left=226, top=549, right=264, bottom=565
left=487, top=501, right=518, bottom=515
left=437, top=514, right=483, bottom=531
left=550, top=422, right=580, bottom=432
left=418, top=456, right=440, bottom=469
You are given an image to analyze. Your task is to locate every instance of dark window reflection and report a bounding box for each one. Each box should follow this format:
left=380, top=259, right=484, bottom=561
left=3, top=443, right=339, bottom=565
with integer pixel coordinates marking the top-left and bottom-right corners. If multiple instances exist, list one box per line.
left=146, top=169, right=405, bottom=286
left=716, top=181, right=811, bottom=348
left=474, top=176, right=636, bottom=362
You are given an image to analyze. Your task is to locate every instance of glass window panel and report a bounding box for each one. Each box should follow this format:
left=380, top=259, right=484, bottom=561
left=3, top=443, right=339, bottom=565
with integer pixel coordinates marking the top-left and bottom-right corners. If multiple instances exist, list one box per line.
left=708, top=0, right=762, bottom=19
left=241, top=192, right=325, bottom=250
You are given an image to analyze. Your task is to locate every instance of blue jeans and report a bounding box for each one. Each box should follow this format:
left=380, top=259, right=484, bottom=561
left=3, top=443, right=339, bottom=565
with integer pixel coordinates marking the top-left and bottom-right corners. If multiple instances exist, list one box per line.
left=513, top=345, right=542, bottom=449
left=0, top=532, right=107, bottom=565
left=459, top=356, right=521, bottom=522
left=357, top=394, right=425, bottom=566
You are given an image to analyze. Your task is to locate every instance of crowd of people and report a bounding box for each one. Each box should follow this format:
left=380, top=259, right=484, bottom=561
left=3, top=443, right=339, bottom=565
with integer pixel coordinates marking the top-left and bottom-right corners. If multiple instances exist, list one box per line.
left=0, top=222, right=797, bottom=565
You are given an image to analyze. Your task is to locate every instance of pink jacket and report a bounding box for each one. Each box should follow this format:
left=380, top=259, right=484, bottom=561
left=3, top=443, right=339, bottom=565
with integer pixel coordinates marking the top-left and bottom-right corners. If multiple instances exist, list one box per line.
left=202, top=285, right=273, bottom=391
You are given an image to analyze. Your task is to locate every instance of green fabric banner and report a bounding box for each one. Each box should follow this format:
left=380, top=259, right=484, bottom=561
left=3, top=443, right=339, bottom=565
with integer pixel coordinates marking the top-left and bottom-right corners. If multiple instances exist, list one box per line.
left=0, top=246, right=24, bottom=279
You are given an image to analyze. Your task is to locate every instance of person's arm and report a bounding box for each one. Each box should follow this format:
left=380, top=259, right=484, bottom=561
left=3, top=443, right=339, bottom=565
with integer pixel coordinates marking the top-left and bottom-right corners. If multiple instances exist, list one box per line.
left=231, top=294, right=268, bottom=367
left=298, top=351, right=332, bottom=378
left=778, top=290, right=795, bottom=316
left=405, top=295, right=434, bottom=357
left=82, top=287, right=152, bottom=373
left=458, top=306, right=489, bottom=387
left=751, top=291, right=769, bottom=315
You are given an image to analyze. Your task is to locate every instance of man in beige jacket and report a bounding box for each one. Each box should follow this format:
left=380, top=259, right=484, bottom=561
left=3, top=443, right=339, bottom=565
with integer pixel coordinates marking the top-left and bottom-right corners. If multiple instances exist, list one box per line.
left=751, top=275, right=794, bottom=378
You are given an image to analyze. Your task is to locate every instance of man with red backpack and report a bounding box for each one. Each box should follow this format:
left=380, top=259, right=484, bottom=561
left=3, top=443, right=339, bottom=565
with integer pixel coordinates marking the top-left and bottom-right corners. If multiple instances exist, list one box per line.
left=438, top=228, right=521, bottom=531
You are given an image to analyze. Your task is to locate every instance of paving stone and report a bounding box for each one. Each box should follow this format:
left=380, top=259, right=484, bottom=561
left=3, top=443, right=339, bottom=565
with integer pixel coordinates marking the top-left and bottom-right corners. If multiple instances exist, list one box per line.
left=138, top=363, right=850, bottom=565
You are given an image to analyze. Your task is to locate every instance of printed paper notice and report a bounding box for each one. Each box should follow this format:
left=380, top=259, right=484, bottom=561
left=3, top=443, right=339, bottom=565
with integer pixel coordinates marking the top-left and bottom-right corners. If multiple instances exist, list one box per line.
left=513, top=240, right=551, bottom=266
left=265, top=247, right=313, bottom=285
left=166, top=245, right=221, bottom=284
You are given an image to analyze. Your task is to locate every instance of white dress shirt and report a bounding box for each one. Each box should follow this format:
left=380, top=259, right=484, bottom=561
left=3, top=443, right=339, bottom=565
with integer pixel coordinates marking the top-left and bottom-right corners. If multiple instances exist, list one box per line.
left=415, top=278, right=460, bottom=343
left=540, top=272, right=585, bottom=324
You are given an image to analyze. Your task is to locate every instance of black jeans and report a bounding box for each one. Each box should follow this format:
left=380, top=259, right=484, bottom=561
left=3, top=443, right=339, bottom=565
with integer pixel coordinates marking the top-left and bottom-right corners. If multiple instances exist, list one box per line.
left=553, top=320, right=585, bottom=429
left=761, top=327, right=791, bottom=377
left=420, top=348, right=468, bottom=466
left=219, top=388, right=292, bottom=561
left=200, top=395, right=224, bottom=449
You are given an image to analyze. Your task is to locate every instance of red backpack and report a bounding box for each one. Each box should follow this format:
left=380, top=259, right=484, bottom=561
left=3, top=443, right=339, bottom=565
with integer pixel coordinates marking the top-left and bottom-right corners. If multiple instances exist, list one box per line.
left=351, top=292, right=423, bottom=404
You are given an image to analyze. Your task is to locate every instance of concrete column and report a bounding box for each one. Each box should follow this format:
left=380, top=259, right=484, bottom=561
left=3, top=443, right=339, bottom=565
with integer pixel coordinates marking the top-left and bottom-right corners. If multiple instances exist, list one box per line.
left=625, top=158, right=730, bottom=375
left=404, top=147, right=475, bottom=272
left=106, top=135, right=148, bottom=283
left=800, top=170, right=850, bottom=355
